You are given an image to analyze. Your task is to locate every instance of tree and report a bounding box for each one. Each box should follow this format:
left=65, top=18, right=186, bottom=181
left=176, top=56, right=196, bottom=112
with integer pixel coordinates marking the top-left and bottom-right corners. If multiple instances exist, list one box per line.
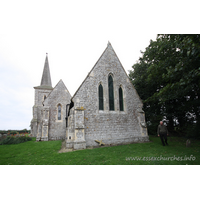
left=129, top=34, right=200, bottom=137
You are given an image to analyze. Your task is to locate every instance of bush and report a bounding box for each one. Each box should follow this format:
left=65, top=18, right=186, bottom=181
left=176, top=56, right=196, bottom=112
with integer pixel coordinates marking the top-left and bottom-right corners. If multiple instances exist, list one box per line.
left=0, top=129, right=30, bottom=134
left=0, top=136, right=32, bottom=145
left=0, top=130, right=7, bottom=134
left=10, top=131, right=19, bottom=135
left=185, top=123, right=200, bottom=139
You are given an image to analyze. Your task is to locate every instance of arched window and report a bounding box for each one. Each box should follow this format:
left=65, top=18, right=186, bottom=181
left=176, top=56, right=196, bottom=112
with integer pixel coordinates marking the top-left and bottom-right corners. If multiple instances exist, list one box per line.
left=58, top=104, right=61, bottom=120
left=44, top=95, right=46, bottom=100
left=119, top=87, right=124, bottom=111
left=99, top=84, right=104, bottom=110
left=108, top=75, right=114, bottom=110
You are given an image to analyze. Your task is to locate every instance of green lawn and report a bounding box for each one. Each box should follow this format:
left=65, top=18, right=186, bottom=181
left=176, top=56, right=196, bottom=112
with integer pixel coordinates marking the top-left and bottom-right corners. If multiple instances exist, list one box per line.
left=0, top=136, right=199, bottom=165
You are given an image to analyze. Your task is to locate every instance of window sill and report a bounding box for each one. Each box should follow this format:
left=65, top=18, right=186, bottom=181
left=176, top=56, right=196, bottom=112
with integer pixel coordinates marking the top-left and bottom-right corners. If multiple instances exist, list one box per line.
left=98, top=110, right=126, bottom=114
left=56, top=120, right=63, bottom=122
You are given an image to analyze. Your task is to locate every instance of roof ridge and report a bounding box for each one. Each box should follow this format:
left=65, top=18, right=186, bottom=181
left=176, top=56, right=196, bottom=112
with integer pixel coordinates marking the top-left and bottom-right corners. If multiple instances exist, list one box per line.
left=43, top=79, right=71, bottom=104
left=71, top=41, right=142, bottom=104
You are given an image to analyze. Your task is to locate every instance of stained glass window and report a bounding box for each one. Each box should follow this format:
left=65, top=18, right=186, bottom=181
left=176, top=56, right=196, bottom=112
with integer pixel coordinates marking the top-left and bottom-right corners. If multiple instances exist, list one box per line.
left=108, top=75, right=114, bottom=110
left=119, top=87, right=124, bottom=111
left=99, top=84, right=104, bottom=110
left=58, top=104, right=61, bottom=120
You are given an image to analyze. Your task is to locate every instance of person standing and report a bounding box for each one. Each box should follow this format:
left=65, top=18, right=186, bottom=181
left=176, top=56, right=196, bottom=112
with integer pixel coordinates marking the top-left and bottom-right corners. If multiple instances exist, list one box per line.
left=157, top=121, right=169, bottom=146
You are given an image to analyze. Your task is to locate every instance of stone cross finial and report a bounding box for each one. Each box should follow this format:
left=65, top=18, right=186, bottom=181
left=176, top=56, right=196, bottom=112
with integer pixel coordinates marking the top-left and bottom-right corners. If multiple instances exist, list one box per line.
left=95, top=139, right=105, bottom=146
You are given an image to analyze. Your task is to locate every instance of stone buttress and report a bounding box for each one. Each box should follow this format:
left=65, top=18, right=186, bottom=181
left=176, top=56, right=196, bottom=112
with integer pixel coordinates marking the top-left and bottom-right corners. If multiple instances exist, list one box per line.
left=66, top=103, right=86, bottom=150
left=65, top=42, right=149, bottom=150
left=31, top=42, right=149, bottom=149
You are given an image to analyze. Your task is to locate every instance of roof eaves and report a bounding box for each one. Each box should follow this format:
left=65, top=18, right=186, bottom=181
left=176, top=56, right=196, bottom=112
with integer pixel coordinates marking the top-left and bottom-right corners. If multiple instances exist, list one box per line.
left=34, top=85, right=53, bottom=90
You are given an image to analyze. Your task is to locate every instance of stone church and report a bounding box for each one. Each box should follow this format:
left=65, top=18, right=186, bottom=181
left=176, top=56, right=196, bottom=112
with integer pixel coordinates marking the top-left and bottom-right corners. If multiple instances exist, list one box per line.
left=30, top=42, right=149, bottom=150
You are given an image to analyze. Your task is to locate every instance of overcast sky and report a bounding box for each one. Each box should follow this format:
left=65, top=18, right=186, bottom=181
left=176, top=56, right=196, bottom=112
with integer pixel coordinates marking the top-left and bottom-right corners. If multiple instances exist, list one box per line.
left=0, top=0, right=198, bottom=130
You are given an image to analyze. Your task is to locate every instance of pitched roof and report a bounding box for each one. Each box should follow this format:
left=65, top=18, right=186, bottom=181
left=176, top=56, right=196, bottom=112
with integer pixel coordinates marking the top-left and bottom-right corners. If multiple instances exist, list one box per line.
left=71, top=42, right=142, bottom=103
left=34, top=54, right=53, bottom=90
left=43, top=79, right=71, bottom=104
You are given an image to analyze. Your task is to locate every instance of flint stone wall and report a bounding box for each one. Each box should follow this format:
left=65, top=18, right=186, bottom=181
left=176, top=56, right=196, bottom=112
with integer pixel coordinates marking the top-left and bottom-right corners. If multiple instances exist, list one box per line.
left=44, top=80, right=71, bottom=140
left=31, top=88, right=52, bottom=137
left=72, top=44, right=149, bottom=147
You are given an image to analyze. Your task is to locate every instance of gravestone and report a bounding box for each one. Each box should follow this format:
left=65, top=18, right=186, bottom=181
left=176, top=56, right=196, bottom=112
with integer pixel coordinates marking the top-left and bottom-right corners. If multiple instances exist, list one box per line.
left=186, top=139, right=191, bottom=147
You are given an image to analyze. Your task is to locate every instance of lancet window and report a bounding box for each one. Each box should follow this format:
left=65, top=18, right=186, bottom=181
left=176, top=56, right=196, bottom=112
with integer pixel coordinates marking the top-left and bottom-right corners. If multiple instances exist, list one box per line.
left=119, top=86, right=124, bottom=111
left=99, top=84, right=104, bottom=110
left=108, top=75, right=114, bottom=110
left=58, top=104, right=61, bottom=120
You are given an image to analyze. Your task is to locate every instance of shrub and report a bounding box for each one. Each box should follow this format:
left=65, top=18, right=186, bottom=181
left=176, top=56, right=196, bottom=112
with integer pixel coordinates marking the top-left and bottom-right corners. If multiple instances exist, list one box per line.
left=0, top=129, right=30, bottom=135
left=10, top=131, right=19, bottom=135
left=0, top=135, right=32, bottom=145
left=0, top=130, right=7, bottom=134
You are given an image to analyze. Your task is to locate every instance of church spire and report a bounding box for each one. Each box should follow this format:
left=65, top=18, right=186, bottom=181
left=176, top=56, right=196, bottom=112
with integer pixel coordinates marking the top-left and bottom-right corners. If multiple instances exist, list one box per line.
left=40, top=53, right=52, bottom=87
left=34, top=53, right=53, bottom=90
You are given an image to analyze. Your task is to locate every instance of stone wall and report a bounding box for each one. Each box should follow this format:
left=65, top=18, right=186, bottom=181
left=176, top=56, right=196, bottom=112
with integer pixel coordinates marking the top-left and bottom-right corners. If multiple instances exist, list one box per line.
left=43, top=80, right=71, bottom=140
left=71, top=43, right=149, bottom=147
left=31, top=88, right=52, bottom=137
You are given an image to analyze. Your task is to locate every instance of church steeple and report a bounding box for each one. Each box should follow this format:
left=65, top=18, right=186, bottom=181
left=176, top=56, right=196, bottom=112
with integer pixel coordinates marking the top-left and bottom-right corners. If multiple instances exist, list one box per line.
left=40, top=53, right=52, bottom=87
left=34, top=53, right=53, bottom=90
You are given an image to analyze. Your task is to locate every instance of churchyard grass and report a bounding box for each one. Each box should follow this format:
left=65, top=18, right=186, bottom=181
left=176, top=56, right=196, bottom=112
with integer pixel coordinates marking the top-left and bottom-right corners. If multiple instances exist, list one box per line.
left=0, top=136, right=199, bottom=165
